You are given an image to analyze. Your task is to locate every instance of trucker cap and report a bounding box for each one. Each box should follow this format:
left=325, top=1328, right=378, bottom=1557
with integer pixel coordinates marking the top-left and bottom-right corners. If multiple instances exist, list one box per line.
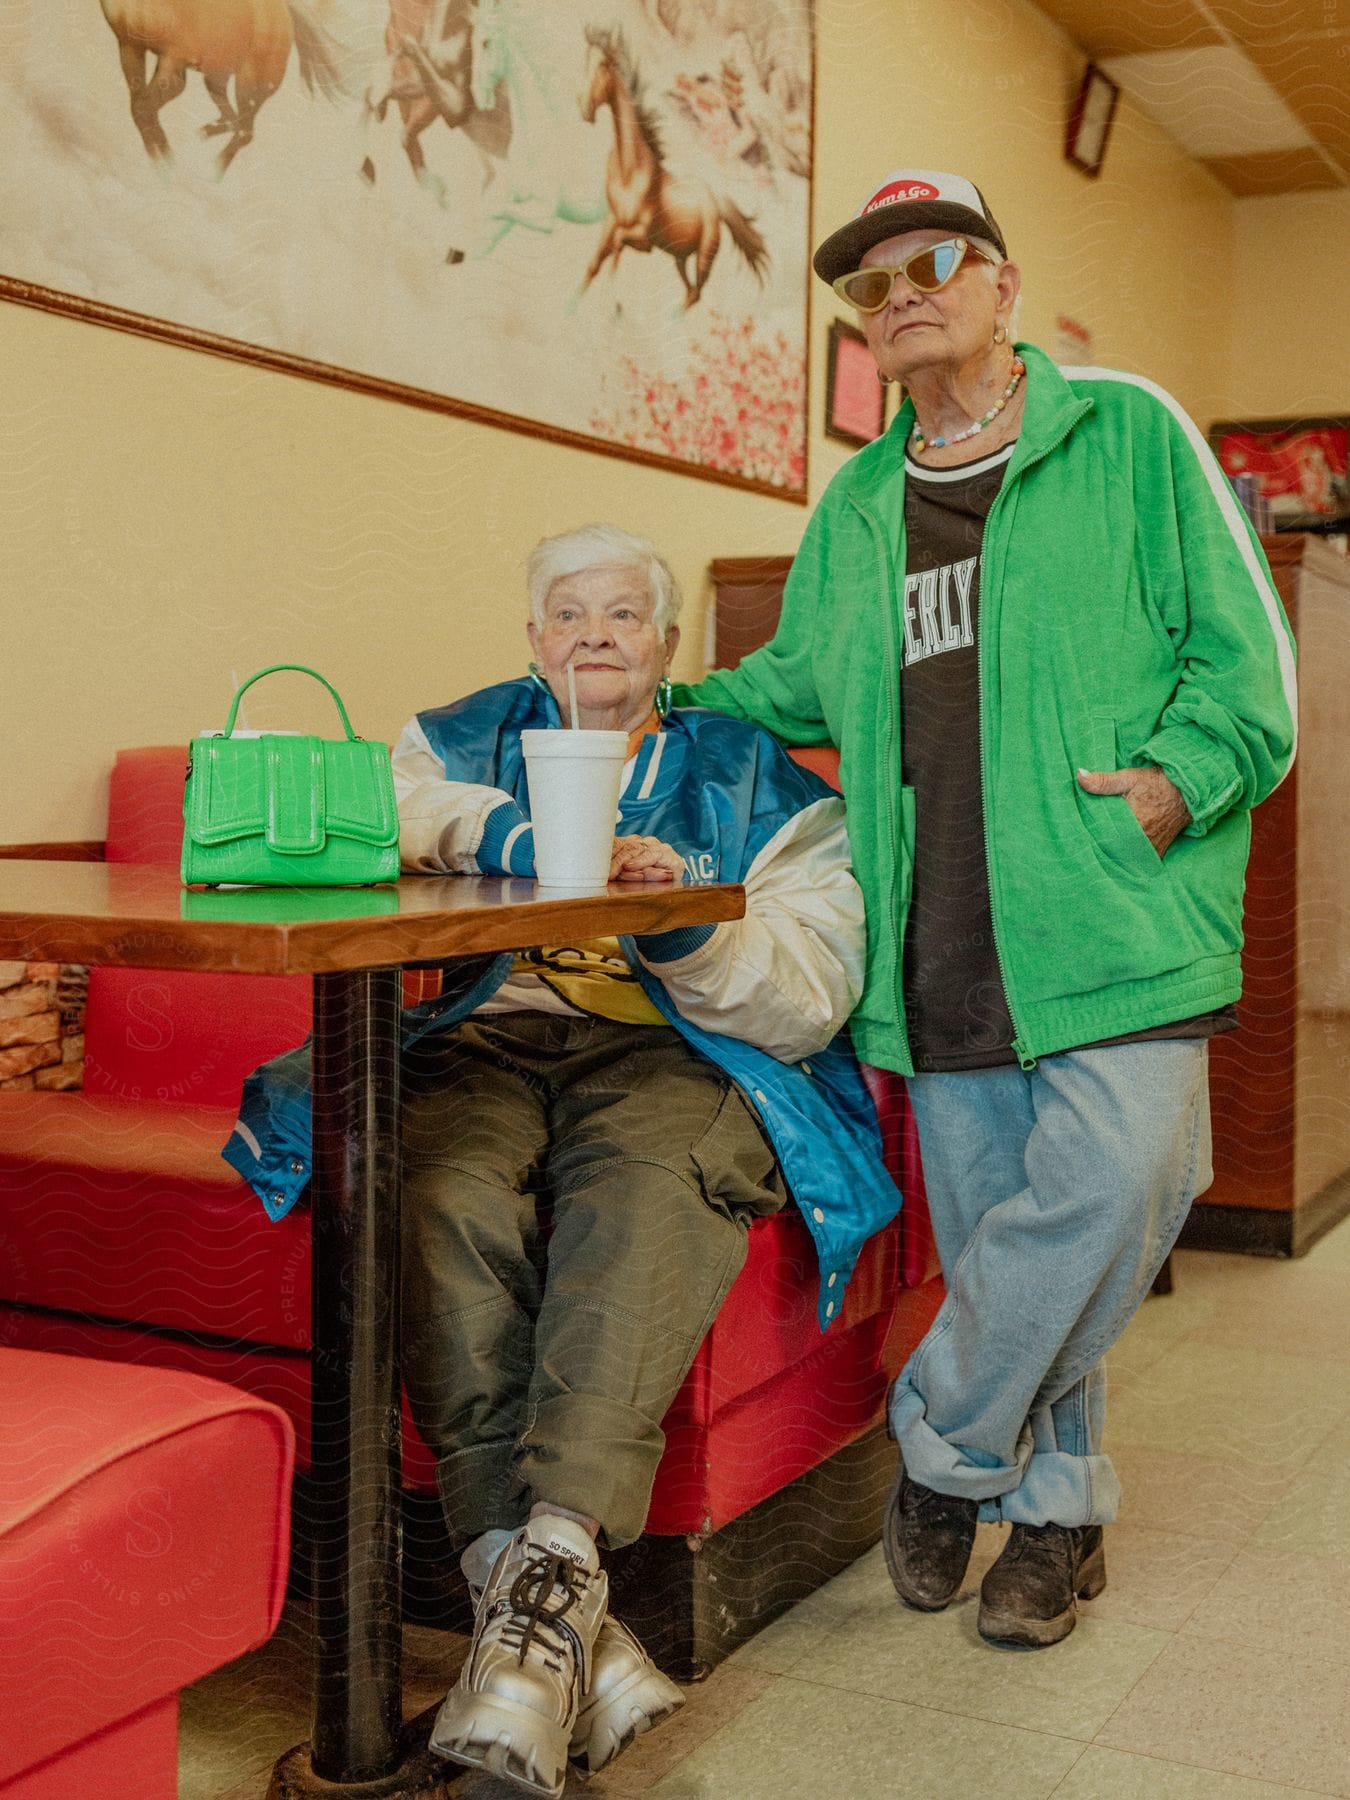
left=813, top=169, right=1007, bottom=284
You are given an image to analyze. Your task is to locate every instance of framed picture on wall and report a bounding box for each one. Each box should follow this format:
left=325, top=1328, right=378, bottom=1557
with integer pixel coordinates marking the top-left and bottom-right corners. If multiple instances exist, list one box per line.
left=824, top=318, right=887, bottom=448
left=0, top=0, right=815, bottom=499
left=1209, top=416, right=1350, bottom=533
left=1065, top=64, right=1120, bottom=177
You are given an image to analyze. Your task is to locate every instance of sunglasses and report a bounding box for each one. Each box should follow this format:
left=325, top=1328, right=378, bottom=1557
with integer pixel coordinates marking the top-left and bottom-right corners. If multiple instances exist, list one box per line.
left=832, top=237, right=997, bottom=312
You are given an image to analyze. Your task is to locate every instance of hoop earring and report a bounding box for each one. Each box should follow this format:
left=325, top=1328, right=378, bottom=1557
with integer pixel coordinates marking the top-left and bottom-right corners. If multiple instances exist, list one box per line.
left=993, top=324, right=1009, bottom=345
left=656, top=674, right=673, bottom=719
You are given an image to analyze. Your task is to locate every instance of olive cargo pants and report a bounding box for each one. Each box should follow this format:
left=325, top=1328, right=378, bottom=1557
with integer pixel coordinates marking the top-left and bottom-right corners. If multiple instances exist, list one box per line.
left=400, top=1013, right=784, bottom=1550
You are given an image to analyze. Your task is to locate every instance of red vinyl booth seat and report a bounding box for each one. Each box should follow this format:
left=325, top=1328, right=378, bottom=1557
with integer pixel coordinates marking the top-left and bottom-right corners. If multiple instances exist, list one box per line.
left=0, top=1348, right=294, bottom=1800
left=0, top=746, right=938, bottom=1535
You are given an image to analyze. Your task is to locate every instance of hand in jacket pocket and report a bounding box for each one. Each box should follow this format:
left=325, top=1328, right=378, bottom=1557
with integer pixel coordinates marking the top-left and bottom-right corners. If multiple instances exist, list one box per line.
left=1076, top=765, right=1191, bottom=856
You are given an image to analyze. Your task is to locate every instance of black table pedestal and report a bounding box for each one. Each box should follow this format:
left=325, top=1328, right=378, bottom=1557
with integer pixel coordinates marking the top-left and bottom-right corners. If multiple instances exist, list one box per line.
left=269, top=969, right=459, bottom=1796
left=268, top=1728, right=452, bottom=1799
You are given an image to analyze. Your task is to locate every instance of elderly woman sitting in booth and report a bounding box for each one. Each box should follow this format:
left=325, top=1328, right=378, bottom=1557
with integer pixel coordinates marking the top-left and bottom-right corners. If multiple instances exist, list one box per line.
left=226, top=523, right=899, bottom=1800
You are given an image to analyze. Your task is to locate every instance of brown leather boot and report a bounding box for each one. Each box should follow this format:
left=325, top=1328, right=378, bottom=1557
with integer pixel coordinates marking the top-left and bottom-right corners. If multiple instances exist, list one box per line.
left=882, top=1462, right=979, bottom=1612
left=978, top=1523, right=1107, bottom=1647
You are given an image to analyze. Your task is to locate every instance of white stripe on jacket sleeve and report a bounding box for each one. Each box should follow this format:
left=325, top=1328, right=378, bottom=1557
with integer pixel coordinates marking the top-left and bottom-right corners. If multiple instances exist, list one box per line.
left=392, top=716, right=527, bottom=873
left=1061, top=364, right=1298, bottom=783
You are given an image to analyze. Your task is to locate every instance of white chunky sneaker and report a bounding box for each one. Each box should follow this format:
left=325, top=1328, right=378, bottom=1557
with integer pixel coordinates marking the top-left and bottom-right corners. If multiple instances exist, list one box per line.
left=430, top=1514, right=608, bottom=1799
left=569, top=1613, right=685, bottom=1774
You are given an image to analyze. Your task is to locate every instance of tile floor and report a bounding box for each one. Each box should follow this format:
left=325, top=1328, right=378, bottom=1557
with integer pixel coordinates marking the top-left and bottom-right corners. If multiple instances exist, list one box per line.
left=180, top=1216, right=1350, bottom=1799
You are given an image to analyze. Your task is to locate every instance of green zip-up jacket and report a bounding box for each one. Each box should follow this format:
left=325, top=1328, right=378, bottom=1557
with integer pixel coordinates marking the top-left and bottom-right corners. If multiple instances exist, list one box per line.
left=678, top=344, right=1298, bottom=1076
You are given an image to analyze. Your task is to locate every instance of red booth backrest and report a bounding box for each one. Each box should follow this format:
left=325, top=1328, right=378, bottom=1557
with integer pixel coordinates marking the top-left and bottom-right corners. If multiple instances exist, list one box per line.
left=103, top=745, right=196, bottom=866
left=84, top=748, right=311, bottom=1110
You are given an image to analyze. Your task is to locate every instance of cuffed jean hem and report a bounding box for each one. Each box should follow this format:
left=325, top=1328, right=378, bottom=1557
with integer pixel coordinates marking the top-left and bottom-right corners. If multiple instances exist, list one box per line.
left=892, top=1041, right=1209, bottom=1531
left=517, top=1390, right=669, bottom=1551
left=891, top=1381, right=1122, bottom=1526
left=982, top=1453, right=1121, bottom=1527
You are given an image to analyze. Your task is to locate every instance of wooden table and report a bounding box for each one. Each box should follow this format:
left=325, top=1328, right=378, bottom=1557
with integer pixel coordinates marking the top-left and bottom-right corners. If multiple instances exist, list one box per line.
left=0, top=861, right=745, bottom=1796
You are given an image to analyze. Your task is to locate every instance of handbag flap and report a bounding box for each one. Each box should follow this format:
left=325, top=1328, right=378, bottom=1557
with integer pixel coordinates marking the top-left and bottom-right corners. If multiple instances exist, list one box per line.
left=320, top=739, right=398, bottom=847
left=266, top=737, right=325, bottom=853
left=185, top=735, right=397, bottom=851
left=185, top=739, right=268, bottom=847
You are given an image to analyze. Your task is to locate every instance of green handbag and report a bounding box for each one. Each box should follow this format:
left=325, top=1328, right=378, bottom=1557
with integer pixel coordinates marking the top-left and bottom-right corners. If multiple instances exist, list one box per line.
left=180, top=665, right=399, bottom=888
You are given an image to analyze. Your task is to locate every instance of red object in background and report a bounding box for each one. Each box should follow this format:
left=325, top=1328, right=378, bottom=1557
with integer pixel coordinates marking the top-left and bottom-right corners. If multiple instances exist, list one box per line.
left=0, top=1349, right=294, bottom=1800
left=93, top=741, right=315, bottom=1107
left=1214, top=418, right=1350, bottom=521
left=825, top=319, right=888, bottom=448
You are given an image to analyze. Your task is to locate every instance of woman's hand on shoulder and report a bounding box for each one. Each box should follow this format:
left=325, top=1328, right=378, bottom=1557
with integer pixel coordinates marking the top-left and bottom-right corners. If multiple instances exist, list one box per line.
left=610, top=835, right=687, bottom=882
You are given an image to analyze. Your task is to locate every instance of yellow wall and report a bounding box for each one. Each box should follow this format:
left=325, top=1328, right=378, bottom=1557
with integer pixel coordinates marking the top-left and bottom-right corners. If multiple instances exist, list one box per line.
left=2, top=0, right=1235, bottom=841
left=811, top=0, right=1235, bottom=467
left=1228, top=190, right=1350, bottom=421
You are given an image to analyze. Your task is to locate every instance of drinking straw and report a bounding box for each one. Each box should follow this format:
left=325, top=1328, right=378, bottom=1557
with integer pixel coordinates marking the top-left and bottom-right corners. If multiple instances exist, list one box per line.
left=566, top=660, right=579, bottom=729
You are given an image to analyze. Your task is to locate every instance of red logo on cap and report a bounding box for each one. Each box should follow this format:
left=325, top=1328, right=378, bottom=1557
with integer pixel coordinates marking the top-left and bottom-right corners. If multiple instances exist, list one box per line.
left=862, top=180, right=939, bottom=216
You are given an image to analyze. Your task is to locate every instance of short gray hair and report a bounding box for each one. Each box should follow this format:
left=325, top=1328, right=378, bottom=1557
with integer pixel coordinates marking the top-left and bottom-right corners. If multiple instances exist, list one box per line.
left=968, top=236, right=1022, bottom=339
left=527, top=524, right=683, bottom=635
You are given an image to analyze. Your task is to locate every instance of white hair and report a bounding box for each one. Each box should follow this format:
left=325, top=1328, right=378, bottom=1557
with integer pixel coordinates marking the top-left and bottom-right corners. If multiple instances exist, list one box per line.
left=968, top=236, right=1022, bottom=340
left=527, top=524, right=683, bottom=635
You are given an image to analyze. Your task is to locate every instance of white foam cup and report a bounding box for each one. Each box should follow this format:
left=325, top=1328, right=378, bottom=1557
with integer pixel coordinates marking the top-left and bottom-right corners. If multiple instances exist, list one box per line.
left=520, top=728, right=629, bottom=887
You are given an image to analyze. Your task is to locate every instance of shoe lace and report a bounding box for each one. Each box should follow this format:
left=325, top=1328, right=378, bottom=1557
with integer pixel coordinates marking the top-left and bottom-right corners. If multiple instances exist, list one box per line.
left=498, top=1552, right=586, bottom=1669
left=1002, top=1524, right=1072, bottom=1571
left=904, top=1476, right=972, bottom=1529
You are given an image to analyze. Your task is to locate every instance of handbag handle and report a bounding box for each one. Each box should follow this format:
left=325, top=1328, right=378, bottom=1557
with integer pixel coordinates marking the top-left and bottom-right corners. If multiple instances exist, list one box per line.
left=222, top=664, right=360, bottom=741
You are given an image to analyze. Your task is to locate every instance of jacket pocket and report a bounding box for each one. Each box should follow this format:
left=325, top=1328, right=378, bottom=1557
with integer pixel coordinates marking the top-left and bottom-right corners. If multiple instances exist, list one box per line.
left=689, top=1080, right=784, bottom=1223
left=1079, top=716, right=1164, bottom=882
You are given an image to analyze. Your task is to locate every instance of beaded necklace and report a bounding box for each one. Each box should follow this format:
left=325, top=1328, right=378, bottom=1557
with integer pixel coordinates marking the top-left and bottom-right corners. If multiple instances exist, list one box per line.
left=910, top=355, right=1026, bottom=453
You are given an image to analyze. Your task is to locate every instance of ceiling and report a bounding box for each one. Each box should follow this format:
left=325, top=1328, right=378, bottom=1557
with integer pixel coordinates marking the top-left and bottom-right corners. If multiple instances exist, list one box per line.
left=1034, top=0, right=1350, bottom=194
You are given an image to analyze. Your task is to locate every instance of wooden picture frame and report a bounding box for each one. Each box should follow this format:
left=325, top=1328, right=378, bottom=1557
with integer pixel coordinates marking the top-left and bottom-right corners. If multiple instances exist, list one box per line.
left=0, top=0, right=816, bottom=499
left=1209, top=416, right=1350, bottom=534
left=1065, top=63, right=1120, bottom=178
left=824, top=318, right=887, bottom=448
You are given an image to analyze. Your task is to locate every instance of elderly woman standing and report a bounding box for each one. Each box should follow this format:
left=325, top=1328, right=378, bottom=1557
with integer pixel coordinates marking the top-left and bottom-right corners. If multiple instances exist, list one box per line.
left=229, top=523, right=899, bottom=1798
left=681, top=172, right=1296, bottom=1648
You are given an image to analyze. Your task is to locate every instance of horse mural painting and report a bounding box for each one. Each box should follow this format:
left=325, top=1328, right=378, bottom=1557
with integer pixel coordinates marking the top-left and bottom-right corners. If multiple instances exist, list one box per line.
left=99, top=0, right=357, bottom=173
left=451, top=0, right=603, bottom=259
left=580, top=25, right=768, bottom=309
left=365, top=0, right=511, bottom=203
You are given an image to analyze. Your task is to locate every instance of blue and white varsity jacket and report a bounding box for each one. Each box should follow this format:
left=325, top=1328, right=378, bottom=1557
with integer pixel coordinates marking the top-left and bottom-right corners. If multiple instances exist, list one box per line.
left=224, top=678, right=902, bottom=1328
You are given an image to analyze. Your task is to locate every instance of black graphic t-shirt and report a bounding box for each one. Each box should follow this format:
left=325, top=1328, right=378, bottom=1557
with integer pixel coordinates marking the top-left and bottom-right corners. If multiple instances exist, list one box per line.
left=901, top=443, right=1016, bottom=1070
left=899, top=444, right=1236, bottom=1072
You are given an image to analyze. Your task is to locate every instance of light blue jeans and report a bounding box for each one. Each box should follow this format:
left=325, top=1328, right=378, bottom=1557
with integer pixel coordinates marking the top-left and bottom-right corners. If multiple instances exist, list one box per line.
left=889, top=1041, right=1212, bottom=1528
